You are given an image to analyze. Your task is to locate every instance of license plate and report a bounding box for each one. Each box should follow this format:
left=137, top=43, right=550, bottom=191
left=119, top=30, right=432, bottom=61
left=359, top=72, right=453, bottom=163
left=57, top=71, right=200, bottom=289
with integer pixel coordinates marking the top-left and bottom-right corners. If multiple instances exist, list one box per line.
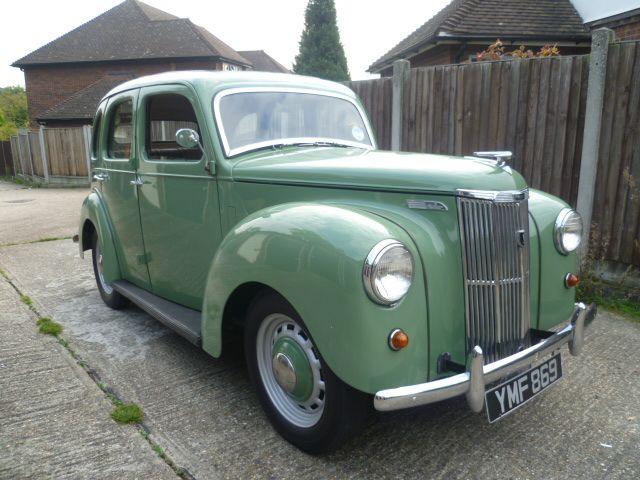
left=485, top=353, right=563, bottom=423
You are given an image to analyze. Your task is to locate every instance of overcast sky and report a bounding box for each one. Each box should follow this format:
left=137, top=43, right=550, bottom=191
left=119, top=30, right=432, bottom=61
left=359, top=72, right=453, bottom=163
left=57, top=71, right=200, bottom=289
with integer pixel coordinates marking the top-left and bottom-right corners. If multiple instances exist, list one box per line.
left=1, top=0, right=452, bottom=87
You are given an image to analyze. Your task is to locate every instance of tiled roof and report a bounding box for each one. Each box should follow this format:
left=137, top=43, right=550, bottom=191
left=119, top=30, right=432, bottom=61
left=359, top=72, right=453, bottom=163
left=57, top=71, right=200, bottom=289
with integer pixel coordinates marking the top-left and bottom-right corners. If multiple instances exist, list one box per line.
left=369, top=0, right=590, bottom=72
left=237, top=50, right=290, bottom=73
left=37, top=74, right=134, bottom=121
left=13, top=0, right=250, bottom=67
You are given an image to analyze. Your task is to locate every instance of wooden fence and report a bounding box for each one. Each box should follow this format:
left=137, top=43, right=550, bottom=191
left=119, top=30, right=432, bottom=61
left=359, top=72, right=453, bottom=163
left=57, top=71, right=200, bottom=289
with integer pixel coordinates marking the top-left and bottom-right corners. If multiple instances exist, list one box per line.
left=348, top=77, right=393, bottom=150
left=8, top=126, right=91, bottom=186
left=591, top=40, right=640, bottom=266
left=347, top=39, right=640, bottom=269
left=0, top=141, right=14, bottom=176
left=346, top=55, right=589, bottom=204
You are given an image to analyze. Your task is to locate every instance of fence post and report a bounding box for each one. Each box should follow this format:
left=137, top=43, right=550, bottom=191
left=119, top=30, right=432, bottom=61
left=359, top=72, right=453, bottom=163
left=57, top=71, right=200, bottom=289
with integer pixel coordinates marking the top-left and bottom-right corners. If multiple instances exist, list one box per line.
left=391, top=59, right=410, bottom=151
left=82, top=125, right=92, bottom=184
left=576, top=28, right=615, bottom=258
left=38, top=126, right=50, bottom=184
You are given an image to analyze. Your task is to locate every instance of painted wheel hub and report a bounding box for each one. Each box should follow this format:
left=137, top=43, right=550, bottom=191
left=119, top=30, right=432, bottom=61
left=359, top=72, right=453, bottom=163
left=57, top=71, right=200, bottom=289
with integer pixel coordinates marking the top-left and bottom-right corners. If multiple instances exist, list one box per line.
left=271, top=337, right=314, bottom=402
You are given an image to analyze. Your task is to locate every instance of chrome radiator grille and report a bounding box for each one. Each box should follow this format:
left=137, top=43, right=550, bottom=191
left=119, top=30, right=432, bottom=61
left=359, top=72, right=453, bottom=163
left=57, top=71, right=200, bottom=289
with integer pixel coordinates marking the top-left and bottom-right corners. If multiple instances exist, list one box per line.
left=457, top=189, right=531, bottom=364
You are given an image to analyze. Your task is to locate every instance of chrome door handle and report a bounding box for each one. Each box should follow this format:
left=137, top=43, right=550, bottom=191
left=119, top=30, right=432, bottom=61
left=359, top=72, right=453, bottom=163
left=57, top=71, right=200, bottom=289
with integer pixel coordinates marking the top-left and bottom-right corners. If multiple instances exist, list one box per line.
left=93, top=173, right=108, bottom=182
left=130, top=178, right=144, bottom=186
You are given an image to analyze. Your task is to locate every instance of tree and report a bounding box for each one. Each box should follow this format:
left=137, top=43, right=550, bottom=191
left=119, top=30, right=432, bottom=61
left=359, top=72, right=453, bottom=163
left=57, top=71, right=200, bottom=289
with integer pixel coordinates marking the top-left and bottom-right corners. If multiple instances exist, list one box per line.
left=293, top=0, right=350, bottom=82
left=0, top=86, right=28, bottom=140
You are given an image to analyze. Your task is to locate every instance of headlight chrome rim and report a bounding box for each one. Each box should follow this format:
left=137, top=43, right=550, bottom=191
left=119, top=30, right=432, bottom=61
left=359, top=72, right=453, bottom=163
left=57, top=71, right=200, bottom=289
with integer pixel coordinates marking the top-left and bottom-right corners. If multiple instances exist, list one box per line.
left=554, top=208, right=583, bottom=255
left=363, top=239, right=414, bottom=306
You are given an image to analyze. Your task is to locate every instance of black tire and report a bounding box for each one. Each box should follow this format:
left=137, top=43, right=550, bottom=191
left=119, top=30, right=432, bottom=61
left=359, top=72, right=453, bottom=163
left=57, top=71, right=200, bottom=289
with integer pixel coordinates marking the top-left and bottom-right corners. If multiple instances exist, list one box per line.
left=245, top=291, right=370, bottom=454
left=91, top=233, right=128, bottom=310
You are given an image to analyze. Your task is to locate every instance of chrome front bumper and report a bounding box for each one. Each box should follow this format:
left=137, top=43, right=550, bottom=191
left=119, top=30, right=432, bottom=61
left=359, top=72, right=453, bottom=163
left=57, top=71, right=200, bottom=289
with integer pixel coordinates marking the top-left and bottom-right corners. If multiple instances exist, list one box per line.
left=374, top=302, right=597, bottom=412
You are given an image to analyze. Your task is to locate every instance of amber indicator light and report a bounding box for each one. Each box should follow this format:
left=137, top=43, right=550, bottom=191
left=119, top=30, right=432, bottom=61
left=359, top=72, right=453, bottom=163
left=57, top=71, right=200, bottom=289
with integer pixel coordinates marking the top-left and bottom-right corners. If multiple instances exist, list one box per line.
left=389, top=329, right=409, bottom=351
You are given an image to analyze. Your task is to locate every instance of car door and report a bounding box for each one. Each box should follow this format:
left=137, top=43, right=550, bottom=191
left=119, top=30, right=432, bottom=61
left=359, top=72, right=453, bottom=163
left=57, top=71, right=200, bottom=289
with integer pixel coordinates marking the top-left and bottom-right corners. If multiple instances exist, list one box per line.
left=98, top=89, right=151, bottom=289
left=135, top=84, right=223, bottom=310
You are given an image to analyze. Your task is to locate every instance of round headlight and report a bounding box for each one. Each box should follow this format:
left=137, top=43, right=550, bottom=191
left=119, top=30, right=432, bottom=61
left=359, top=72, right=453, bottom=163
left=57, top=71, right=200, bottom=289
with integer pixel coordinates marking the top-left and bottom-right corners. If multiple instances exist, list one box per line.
left=363, top=240, right=414, bottom=305
left=554, top=208, right=583, bottom=254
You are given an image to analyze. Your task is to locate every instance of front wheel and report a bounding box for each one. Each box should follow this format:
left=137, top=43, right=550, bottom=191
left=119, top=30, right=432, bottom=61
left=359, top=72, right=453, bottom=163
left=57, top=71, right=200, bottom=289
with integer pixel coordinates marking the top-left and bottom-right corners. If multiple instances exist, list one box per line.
left=91, top=233, right=128, bottom=309
left=245, top=292, right=369, bottom=453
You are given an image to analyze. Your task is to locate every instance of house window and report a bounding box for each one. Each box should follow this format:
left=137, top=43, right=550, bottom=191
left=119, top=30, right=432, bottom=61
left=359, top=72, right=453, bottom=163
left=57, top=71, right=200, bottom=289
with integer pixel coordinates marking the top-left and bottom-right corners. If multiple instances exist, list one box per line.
left=222, top=63, right=241, bottom=71
left=107, top=100, right=133, bottom=159
left=145, top=93, right=202, bottom=161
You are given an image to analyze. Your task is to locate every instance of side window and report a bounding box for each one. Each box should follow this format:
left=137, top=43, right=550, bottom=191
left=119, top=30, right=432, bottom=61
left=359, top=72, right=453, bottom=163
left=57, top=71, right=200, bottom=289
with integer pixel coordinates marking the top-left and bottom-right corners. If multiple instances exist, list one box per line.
left=91, top=111, right=102, bottom=159
left=107, top=100, right=133, bottom=159
left=145, top=94, right=202, bottom=161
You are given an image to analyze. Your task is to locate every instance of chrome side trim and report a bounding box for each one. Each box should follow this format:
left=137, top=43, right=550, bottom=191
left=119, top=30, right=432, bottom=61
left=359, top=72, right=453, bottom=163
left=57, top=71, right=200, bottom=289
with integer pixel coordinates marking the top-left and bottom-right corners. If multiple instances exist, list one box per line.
left=406, top=199, right=448, bottom=211
left=374, top=302, right=597, bottom=412
left=212, top=87, right=377, bottom=157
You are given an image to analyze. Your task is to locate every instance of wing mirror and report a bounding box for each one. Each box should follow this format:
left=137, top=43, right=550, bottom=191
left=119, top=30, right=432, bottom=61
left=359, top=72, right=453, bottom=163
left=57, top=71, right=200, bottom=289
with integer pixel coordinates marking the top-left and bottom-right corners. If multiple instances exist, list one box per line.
left=175, top=128, right=201, bottom=149
left=176, top=127, right=215, bottom=174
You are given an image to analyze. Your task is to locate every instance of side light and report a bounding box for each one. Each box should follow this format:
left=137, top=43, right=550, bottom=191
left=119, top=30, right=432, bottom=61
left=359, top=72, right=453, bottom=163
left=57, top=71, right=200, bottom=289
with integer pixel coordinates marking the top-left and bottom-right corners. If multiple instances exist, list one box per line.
left=565, top=273, right=580, bottom=288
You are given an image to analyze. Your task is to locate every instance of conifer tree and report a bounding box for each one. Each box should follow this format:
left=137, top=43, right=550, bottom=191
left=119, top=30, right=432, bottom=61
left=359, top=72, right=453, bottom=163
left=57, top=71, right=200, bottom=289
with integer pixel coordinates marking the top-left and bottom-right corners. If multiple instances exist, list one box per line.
left=293, top=0, right=350, bottom=81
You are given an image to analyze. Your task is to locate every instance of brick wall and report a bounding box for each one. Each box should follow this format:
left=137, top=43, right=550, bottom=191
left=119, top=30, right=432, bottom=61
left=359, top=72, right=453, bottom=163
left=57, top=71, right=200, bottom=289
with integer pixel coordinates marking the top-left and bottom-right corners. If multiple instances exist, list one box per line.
left=613, top=18, right=640, bottom=40
left=22, top=58, right=223, bottom=123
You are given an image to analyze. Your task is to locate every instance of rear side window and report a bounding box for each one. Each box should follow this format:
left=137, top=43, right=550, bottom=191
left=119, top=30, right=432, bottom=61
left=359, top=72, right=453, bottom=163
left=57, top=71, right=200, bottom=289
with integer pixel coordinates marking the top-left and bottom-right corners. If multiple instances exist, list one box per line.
left=107, top=100, right=133, bottom=159
left=145, top=94, right=202, bottom=161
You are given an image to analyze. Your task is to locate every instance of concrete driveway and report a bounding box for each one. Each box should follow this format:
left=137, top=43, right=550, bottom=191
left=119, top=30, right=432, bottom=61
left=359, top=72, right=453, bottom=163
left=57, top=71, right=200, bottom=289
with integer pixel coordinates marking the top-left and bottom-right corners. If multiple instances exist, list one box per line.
left=0, top=181, right=88, bottom=245
left=0, top=180, right=638, bottom=479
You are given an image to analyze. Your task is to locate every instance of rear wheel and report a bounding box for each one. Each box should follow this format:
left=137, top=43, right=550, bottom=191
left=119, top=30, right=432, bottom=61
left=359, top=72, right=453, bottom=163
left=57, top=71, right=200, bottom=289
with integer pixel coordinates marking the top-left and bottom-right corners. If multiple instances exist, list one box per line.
left=91, top=233, right=127, bottom=309
left=245, top=291, right=369, bottom=453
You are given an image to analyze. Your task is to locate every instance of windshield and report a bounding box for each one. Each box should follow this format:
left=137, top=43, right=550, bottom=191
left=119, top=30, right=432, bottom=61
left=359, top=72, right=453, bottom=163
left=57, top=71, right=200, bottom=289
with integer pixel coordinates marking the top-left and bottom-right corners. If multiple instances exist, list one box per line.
left=214, top=89, right=373, bottom=156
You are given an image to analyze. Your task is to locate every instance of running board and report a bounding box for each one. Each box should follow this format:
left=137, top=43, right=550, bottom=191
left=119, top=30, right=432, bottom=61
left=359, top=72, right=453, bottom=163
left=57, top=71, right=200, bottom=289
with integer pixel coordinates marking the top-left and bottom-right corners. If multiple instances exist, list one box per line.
left=112, top=280, right=201, bottom=346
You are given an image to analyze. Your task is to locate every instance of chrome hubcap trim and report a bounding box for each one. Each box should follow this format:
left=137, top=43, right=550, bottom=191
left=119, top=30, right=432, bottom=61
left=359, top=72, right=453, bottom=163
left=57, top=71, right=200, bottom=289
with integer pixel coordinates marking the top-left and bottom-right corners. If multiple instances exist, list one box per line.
left=256, top=313, right=325, bottom=428
left=272, top=352, right=297, bottom=393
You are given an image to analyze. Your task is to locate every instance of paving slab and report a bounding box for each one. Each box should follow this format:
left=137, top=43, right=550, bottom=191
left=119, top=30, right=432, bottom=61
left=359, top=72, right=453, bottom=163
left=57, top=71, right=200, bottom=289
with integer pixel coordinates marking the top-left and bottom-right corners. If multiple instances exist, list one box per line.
left=0, top=266, right=177, bottom=479
left=0, top=239, right=638, bottom=479
left=0, top=180, right=88, bottom=245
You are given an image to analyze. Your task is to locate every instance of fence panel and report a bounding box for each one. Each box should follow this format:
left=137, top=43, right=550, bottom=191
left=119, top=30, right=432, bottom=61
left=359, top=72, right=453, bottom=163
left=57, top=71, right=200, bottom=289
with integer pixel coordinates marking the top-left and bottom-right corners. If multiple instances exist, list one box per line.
left=345, top=77, right=393, bottom=150
left=400, top=56, right=589, bottom=204
left=17, top=132, right=34, bottom=177
left=592, top=41, right=640, bottom=266
left=9, top=136, right=21, bottom=175
left=43, top=128, right=89, bottom=177
left=0, top=141, right=14, bottom=176
left=28, top=131, right=44, bottom=178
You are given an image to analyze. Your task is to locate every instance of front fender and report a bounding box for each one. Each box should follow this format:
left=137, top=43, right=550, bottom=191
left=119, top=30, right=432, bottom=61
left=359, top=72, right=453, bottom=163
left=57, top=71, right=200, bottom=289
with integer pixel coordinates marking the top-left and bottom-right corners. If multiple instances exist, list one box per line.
left=528, top=189, right=578, bottom=329
left=201, top=203, right=429, bottom=394
left=79, top=190, right=121, bottom=284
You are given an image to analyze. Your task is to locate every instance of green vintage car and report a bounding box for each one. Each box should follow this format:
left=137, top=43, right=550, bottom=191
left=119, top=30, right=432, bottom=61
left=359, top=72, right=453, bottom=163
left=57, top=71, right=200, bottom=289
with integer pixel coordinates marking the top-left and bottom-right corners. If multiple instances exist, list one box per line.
left=78, top=71, right=596, bottom=453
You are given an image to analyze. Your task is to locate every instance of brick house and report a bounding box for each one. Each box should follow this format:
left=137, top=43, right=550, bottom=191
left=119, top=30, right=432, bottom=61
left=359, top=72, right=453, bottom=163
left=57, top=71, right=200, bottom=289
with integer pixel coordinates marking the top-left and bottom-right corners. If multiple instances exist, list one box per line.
left=368, top=0, right=592, bottom=75
left=572, top=1, right=640, bottom=41
left=12, top=0, right=289, bottom=126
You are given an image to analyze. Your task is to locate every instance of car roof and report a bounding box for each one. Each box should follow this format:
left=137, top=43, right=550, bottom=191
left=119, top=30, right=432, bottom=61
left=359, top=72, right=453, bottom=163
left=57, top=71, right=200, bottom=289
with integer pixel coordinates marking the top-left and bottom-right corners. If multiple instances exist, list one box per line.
left=102, top=70, right=356, bottom=102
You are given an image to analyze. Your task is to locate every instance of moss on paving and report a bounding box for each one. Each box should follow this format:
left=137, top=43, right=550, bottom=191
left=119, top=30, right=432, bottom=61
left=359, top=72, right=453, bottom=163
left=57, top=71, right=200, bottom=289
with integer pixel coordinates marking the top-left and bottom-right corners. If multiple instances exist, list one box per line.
left=20, top=294, right=33, bottom=307
left=111, top=403, right=144, bottom=424
left=37, top=317, right=63, bottom=336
